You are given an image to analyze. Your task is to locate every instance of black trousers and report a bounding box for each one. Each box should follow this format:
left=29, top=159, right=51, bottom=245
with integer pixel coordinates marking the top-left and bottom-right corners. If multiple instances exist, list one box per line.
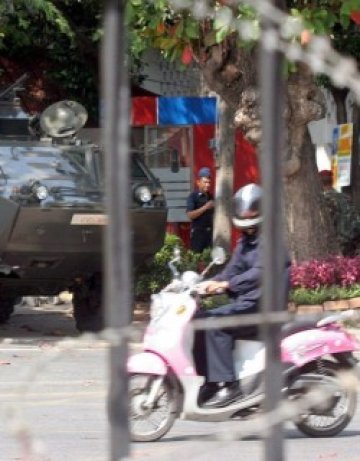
left=193, top=303, right=258, bottom=383
left=190, top=227, right=212, bottom=253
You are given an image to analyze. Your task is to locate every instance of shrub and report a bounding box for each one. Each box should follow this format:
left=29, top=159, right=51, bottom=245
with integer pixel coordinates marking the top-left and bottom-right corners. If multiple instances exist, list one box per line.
left=290, top=256, right=360, bottom=305
left=289, top=284, right=360, bottom=305
left=291, top=256, right=360, bottom=289
left=135, top=233, right=213, bottom=300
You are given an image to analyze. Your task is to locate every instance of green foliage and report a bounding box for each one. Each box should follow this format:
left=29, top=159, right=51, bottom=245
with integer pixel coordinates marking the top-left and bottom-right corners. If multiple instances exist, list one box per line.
left=200, top=293, right=231, bottom=310
left=127, top=0, right=194, bottom=63
left=290, top=284, right=360, bottom=305
left=291, top=6, right=337, bottom=34
left=0, top=0, right=102, bottom=120
left=127, top=0, right=360, bottom=63
left=1, top=0, right=360, bottom=120
left=0, top=0, right=74, bottom=48
left=135, top=233, right=213, bottom=300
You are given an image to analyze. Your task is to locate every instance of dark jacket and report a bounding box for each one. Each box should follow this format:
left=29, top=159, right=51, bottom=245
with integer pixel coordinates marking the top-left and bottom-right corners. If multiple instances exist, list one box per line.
left=186, top=189, right=214, bottom=230
left=213, top=233, right=290, bottom=313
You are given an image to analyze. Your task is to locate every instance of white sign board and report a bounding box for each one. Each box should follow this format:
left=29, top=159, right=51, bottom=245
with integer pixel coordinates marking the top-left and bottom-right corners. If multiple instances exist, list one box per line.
left=332, top=123, right=353, bottom=189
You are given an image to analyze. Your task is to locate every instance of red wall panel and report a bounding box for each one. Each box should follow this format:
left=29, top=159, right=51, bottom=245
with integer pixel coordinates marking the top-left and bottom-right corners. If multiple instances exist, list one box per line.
left=232, top=130, right=259, bottom=247
left=192, top=124, right=216, bottom=187
left=131, top=97, right=157, bottom=126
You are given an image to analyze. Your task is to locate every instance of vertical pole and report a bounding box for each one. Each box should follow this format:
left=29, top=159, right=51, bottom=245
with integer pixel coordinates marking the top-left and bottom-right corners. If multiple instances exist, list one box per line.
left=101, top=1, right=131, bottom=460
left=259, top=1, right=286, bottom=461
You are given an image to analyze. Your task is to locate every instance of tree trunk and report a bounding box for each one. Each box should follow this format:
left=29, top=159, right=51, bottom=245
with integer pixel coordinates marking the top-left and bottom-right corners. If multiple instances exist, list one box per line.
left=213, top=98, right=235, bottom=253
left=284, top=130, right=338, bottom=261
left=194, top=38, right=339, bottom=263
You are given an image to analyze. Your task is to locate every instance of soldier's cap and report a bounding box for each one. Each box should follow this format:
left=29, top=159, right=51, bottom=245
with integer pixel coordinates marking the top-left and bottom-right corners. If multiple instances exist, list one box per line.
left=198, top=167, right=211, bottom=178
left=318, top=169, right=333, bottom=179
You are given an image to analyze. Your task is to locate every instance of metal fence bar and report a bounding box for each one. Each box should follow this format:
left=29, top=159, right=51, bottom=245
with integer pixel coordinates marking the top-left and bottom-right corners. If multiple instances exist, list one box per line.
left=101, top=1, right=131, bottom=460
left=259, top=1, right=287, bottom=460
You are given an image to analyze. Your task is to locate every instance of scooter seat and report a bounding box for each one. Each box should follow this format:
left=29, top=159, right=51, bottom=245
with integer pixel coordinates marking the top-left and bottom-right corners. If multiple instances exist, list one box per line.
left=281, top=319, right=319, bottom=338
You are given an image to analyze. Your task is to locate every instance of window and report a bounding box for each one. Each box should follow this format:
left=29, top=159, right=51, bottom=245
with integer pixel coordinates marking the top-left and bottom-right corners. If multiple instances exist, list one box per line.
left=144, top=126, right=192, bottom=169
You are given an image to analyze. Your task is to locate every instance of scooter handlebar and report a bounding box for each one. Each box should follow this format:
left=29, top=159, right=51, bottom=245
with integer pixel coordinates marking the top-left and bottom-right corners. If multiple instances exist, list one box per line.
left=162, top=279, right=184, bottom=293
left=191, top=281, right=226, bottom=296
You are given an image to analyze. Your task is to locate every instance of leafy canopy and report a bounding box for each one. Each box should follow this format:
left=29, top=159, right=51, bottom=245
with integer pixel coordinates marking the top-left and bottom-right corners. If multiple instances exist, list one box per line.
left=1, top=0, right=360, bottom=116
left=127, top=0, right=360, bottom=65
left=0, top=0, right=102, bottom=119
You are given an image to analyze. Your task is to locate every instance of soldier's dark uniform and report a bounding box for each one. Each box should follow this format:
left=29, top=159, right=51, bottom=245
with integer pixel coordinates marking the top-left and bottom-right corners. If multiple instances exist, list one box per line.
left=323, top=189, right=360, bottom=256
left=186, top=189, right=214, bottom=252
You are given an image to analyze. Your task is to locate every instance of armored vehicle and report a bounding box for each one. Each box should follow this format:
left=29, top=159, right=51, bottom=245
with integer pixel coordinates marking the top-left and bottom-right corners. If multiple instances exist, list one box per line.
left=0, top=76, right=167, bottom=331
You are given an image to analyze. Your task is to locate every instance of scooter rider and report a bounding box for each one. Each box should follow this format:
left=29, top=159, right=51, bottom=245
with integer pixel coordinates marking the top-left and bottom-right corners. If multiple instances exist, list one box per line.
left=197, top=183, right=290, bottom=408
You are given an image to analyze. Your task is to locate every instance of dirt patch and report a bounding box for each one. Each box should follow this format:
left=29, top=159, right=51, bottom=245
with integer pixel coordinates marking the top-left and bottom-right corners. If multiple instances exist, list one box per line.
left=133, top=302, right=150, bottom=323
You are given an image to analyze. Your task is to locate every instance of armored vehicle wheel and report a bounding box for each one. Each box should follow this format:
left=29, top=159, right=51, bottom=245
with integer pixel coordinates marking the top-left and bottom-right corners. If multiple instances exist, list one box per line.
left=0, top=296, right=18, bottom=323
left=73, top=274, right=103, bottom=333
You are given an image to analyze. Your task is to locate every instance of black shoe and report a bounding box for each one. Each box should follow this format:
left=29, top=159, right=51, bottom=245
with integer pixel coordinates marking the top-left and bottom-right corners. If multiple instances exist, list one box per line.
left=198, top=382, right=219, bottom=405
left=201, top=382, right=243, bottom=409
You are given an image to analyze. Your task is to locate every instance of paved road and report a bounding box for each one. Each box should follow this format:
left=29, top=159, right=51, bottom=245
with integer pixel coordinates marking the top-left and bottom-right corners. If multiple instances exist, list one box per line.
left=1, top=304, right=360, bottom=461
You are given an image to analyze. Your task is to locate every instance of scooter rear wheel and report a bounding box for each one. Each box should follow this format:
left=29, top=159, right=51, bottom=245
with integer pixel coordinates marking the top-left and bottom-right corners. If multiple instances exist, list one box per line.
left=294, top=361, right=357, bottom=437
left=129, top=373, right=177, bottom=442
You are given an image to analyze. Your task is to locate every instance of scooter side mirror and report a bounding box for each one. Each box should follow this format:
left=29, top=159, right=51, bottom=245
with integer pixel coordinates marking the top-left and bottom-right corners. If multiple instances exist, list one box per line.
left=173, top=246, right=181, bottom=259
left=168, top=246, right=181, bottom=279
left=211, top=246, right=226, bottom=265
left=200, top=246, right=226, bottom=278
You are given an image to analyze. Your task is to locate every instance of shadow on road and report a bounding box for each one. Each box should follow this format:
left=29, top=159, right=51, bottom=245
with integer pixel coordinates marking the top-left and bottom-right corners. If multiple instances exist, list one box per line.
left=0, top=302, right=79, bottom=344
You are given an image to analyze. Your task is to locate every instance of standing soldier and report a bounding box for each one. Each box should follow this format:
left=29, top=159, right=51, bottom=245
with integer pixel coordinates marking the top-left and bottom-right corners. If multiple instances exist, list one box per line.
left=319, top=169, right=360, bottom=256
left=186, top=167, right=214, bottom=253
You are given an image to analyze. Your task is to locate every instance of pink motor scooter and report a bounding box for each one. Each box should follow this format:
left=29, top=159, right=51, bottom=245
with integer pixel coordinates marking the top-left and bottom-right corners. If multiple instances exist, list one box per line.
left=128, top=248, right=360, bottom=442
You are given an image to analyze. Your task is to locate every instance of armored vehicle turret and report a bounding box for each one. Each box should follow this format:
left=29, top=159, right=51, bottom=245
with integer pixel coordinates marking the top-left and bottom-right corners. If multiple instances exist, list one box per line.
left=0, top=76, right=167, bottom=331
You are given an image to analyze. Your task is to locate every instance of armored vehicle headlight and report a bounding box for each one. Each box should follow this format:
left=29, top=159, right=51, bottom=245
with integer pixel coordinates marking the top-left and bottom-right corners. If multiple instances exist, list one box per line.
left=134, top=185, right=152, bottom=204
left=33, top=184, right=49, bottom=201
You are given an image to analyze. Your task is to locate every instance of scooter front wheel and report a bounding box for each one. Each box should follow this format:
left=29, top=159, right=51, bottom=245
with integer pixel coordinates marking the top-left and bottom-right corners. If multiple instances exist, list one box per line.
left=129, top=373, right=177, bottom=442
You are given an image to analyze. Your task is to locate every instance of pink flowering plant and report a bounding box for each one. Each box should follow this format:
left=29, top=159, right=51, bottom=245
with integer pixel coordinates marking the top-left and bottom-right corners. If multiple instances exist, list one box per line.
left=290, top=256, right=360, bottom=305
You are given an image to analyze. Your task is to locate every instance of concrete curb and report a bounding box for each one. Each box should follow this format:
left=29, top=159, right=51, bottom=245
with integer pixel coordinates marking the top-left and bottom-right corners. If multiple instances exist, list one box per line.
left=289, top=297, right=360, bottom=314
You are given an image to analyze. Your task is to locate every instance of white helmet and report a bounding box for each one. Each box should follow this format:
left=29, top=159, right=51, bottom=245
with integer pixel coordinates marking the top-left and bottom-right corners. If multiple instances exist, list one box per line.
left=232, top=183, right=263, bottom=229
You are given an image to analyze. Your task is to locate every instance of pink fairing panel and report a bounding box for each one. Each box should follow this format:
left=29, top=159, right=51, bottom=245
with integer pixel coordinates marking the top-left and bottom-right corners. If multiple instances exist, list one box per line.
left=127, top=352, right=167, bottom=375
left=281, top=328, right=360, bottom=367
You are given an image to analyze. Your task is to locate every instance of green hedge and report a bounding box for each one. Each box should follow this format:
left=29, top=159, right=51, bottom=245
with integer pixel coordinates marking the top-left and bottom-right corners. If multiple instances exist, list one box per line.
left=290, top=285, right=360, bottom=305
